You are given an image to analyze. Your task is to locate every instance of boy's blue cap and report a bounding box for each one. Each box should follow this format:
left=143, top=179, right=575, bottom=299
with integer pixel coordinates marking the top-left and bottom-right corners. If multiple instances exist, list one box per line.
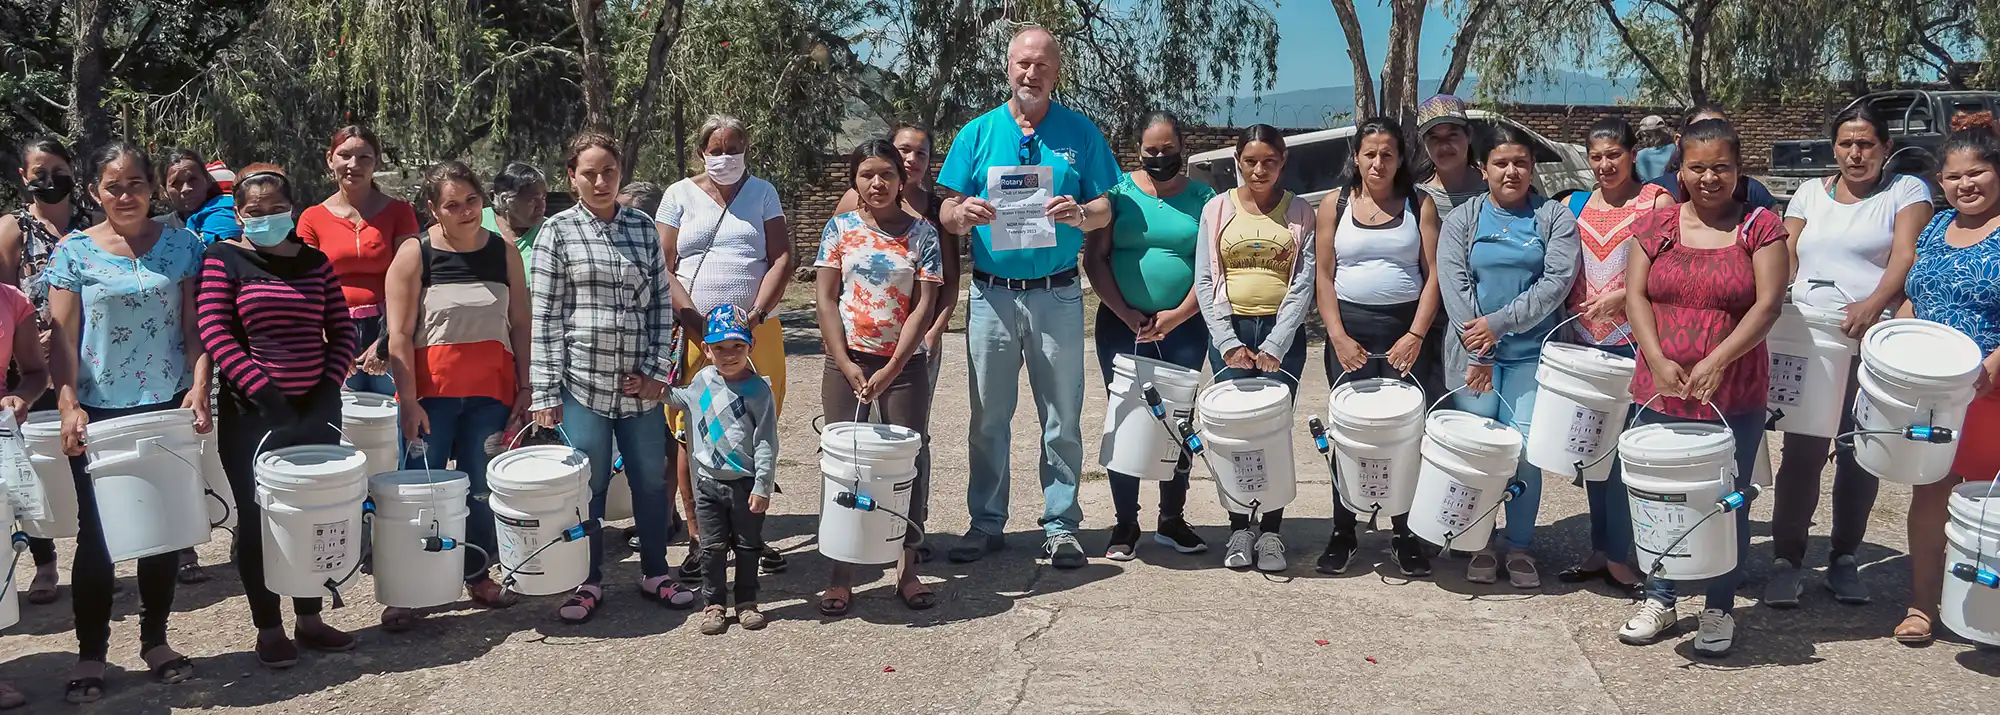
left=704, top=305, right=754, bottom=345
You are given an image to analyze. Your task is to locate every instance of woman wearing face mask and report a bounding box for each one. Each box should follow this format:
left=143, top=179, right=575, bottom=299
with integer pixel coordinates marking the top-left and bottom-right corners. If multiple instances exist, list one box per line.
left=1194, top=124, right=1317, bottom=574
left=197, top=164, right=362, bottom=667
left=0, top=137, right=87, bottom=606
left=381, top=161, right=533, bottom=630
left=815, top=138, right=944, bottom=615
left=1771, top=103, right=1934, bottom=610
left=297, top=125, right=420, bottom=396
left=1415, top=96, right=1487, bottom=217
left=1080, top=111, right=1215, bottom=561
left=1556, top=118, right=1671, bottom=595
left=47, top=143, right=213, bottom=701
left=482, top=162, right=549, bottom=273
left=1313, top=117, right=1442, bottom=577
left=1616, top=120, right=1787, bottom=658
left=1436, top=125, right=1581, bottom=590
left=158, top=148, right=241, bottom=246
left=658, top=115, right=793, bottom=580
left=1894, top=113, right=2000, bottom=645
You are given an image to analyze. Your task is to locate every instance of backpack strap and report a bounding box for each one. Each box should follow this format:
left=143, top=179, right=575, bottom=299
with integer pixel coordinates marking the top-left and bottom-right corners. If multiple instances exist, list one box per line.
left=1567, top=191, right=1591, bottom=217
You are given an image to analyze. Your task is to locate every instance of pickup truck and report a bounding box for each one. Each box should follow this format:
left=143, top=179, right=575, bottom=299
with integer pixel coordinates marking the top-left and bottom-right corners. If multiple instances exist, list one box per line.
left=1765, top=90, right=2000, bottom=202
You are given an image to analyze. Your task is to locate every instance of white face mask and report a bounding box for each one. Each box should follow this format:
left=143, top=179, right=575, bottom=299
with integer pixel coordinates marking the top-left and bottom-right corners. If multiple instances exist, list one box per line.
left=704, top=153, right=747, bottom=185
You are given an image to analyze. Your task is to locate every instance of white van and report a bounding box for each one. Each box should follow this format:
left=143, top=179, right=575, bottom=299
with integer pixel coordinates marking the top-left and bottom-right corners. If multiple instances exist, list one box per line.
left=1186, top=110, right=1594, bottom=207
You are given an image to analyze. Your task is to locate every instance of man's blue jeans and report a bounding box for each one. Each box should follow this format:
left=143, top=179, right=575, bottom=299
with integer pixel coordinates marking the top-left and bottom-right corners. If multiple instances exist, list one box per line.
left=965, top=279, right=1086, bottom=538
left=1452, top=357, right=1543, bottom=552
left=562, top=390, right=673, bottom=584
left=403, top=396, right=511, bottom=584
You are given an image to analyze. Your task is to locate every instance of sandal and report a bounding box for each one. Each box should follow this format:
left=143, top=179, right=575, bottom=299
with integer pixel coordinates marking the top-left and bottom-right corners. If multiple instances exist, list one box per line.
left=380, top=607, right=417, bottom=633
left=639, top=575, right=697, bottom=610
left=467, top=580, right=520, bottom=609
left=1895, top=610, right=1934, bottom=645
left=143, top=645, right=194, bottom=684
left=0, top=680, right=23, bottom=710
left=558, top=585, right=603, bottom=624
left=897, top=580, right=937, bottom=611
left=1506, top=552, right=1542, bottom=590
left=25, top=566, right=57, bottom=605
left=818, top=587, right=853, bottom=617
left=64, top=662, right=104, bottom=704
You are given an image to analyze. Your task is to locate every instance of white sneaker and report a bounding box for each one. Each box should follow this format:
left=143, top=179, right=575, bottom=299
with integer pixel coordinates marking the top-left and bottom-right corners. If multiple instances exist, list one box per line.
left=1693, top=609, right=1735, bottom=657
left=1618, top=599, right=1679, bottom=645
left=1223, top=529, right=1256, bottom=569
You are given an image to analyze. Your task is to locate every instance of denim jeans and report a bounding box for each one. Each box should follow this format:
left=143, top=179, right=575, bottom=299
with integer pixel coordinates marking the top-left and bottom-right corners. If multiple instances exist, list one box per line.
left=1582, top=344, right=1638, bottom=564
left=561, top=390, right=673, bottom=584
left=1093, top=304, right=1204, bottom=526
left=344, top=314, right=397, bottom=396
left=1637, top=407, right=1764, bottom=613
left=1452, top=357, right=1542, bottom=552
left=1208, top=314, right=1308, bottom=533
left=965, top=279, right=1086, bottom=538
left=404, top=396, right=511, bottom=583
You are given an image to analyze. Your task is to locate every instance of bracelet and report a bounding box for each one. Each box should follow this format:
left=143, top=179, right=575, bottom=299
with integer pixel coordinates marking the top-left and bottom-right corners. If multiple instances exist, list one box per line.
left=1406, top=331, right=1425, bottom=340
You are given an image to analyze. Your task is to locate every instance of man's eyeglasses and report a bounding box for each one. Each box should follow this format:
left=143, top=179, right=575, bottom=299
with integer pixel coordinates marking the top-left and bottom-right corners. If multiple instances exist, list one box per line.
left=1018, top=132, right=1038, bottom=166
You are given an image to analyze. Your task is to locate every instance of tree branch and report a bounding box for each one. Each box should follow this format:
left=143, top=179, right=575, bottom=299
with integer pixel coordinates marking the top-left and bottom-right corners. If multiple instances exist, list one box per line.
left=1438, top=0, right=1497, bottom=96
left=1327, top=0, right=1377, bottom=120
left=1596, top=0, right=1683, bottom=104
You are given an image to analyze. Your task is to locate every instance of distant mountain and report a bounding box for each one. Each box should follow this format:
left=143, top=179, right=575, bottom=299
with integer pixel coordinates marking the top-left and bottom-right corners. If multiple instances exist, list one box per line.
left=1212, top=71, right=1643, bottom=127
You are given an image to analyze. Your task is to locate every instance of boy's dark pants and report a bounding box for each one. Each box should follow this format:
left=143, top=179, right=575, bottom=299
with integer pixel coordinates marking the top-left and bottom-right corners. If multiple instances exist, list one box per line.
left=695, top=477, right=766, bottom=606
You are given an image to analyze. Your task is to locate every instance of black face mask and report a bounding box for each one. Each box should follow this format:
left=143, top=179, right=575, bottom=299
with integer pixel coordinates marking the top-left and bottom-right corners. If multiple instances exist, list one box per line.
left=26, top=172, right=73, bottom=205
left=1141, top=153, right=1184, bottom=182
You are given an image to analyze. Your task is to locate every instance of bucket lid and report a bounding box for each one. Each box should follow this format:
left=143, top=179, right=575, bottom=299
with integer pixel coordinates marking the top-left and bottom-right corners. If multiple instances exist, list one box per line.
left=341, top=391, right=398, bottom=423
left=1327, top=379, right=1425, bottom=428
left=1198, top=378, right=1292, bottom=421
left=1617, top=422, right=1734, bottom=467
left=1540, top=342, right=1637, bottom=383
left=1862, top=319, right=1983, bottom=385
left=488, top=445, right=589, bottom=493
left=1424, top=410, right=1521, bottom=456
left=84, top=409, right=196, bottom=443
left=369, top=469, right=471, bottom=499
left=21, top=410, right=60, bottom=438
left=1112, top=353, right=1202, bottom=386
left=255, top=444, right=368, bottom=488
left=820, top=421, right=923, bottom=450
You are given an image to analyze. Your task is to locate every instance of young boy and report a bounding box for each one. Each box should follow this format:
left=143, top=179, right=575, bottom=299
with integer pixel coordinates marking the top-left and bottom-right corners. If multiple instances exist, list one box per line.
left=672, top=305, right=779, bottom=635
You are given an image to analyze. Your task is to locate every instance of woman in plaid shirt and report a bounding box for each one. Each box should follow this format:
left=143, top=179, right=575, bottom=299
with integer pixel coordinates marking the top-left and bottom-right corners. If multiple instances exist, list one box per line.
left=528, top=132, right=697, bottom=623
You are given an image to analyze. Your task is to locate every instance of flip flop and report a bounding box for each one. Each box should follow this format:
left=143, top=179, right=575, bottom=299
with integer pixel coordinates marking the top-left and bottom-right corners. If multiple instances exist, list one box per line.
left=818, top=588, right=852, bottom=617
left=143, top=646, right=194, bottom=685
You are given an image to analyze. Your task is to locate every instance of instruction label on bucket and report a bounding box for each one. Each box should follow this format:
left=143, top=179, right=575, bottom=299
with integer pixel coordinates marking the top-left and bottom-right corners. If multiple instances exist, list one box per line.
left=496, top=514, right=545, bottom=575
left=1356, top=458, right=1393, bottom=499
left=1629, top=487, right=1698, bottom=557
left=1853, top=390, right=1880, bottom=427
left=1768, top=353, right=1808, bottom=407
left=311, top=520, right=350, bottom=572
left=1439, top=482, right=1483, bottom=532
left=0, top=409, right=42, bottom=521
left=1229, top=450, right=1268, bottom=493
left=1565, top=405, right=1609, bottom=456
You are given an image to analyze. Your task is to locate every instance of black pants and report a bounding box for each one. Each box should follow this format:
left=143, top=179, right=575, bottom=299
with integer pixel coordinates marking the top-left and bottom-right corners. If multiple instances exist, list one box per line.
left=820, top=352, right=932, bottom=543
left=1771, top=361, right=1878, bottom=563
left=218, top=379, right=342, bottom=629
left=1325, top=300, right=1439, bottom=537
left=71, top=395, right=188, bottom=661
left=695, top=477, right=766, bottom=606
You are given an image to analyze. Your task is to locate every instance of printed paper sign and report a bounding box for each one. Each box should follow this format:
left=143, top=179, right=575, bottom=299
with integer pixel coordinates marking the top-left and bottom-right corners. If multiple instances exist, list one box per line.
left=1356, top=457, right=1394, bottom=500
left=1230, top=449, right=1268, bottom=494
left=1439, top=481, right=1484, bottom=532
left=0, top=408, right=43, bottom=522
left=1629, top=488, right=1700, bottom=558
left=311, top=520, right=351, bottom=573
left=987, top=166, right=1056, bottom=251
left=497, top=514, right=546, bottom=575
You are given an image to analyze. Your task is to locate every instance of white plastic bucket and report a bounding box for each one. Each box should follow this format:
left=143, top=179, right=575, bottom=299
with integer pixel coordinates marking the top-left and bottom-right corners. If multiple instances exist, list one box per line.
left=340, top=391, right=400, bottom=479
left=819, top=422, right=922, bottom=565
left=0, top=545, right=19, bottom=630
left=1621, top=422, right=1738, bottom=581
left=1526, top=343, right=1636, bottom=481
left=369, top=469, right=473, bottom=608
left=85, top=409, right=211, bottom=562
left=1766, top=301, right=1859, bottom=438
left=1325, top=379, right=1426, bottom=516
left=18, top=411, right=77, bottom=539
left=1408, top=411, right=1523, bottom=549
left=1853, top=319, right=1983, bottom=485
left=255, top=444, right=369, bottom=597
left=199, top=431, right=234, bottom=529
left=1752, top=430, right=1774, bottom=489
left=602, top=455, right=634, bottom=523
left=487, top=445, right=591, bottom=595
left=1942, top=481, right=2000, bottom=646
left=1198, top=378, right=1297, bottom=515
left=1100, top=354, right=1202, bottom=481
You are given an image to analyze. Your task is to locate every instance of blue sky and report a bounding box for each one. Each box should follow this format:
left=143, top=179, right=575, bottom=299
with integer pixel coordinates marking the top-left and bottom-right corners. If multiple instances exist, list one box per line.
left=1266, top=1, right=1464, bottom=93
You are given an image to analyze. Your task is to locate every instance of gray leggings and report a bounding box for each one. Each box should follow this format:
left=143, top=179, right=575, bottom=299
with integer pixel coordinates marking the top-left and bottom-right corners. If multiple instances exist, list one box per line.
left=821, top=352, right=932, bottom=543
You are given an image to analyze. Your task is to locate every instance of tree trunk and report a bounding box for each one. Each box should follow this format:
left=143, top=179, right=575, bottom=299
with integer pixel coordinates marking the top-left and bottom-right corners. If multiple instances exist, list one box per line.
left=671, top=82, right=688, bottom=179
left=1438, top=0, right=1496, bottom=96
left=571, top=0, right=613, bottom=134
left=1686, top=0, right=1716, bottom=106
left=69, top=0, right=114, bottom=149
left=1327, top=0, right=1377, bottom=120
left=620, top=0, right=686, bottom=176
left=1375, top=0, right=1426, bottom=124
left=1595, top=0, right=1682, bottom=104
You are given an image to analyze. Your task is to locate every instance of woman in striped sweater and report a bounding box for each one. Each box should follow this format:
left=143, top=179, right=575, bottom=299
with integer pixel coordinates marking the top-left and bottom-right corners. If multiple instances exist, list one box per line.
left=197, top=165, right=363, bottom=669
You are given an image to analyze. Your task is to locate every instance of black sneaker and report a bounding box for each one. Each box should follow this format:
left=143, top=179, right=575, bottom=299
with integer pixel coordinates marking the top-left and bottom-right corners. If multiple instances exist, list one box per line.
left=678, top=548, right=704, bottom=583
left=1105, top=522, right=1141, bottom=561
left=1152, top=518, right=1208, bottom=554
left=1045, top=533, right=1087, bottom=569
left=759, top=547, right=788, bottom=574
left=1316, top=531, right=1359, bottom=575
left=1392, top=533, right=1432, bottom=578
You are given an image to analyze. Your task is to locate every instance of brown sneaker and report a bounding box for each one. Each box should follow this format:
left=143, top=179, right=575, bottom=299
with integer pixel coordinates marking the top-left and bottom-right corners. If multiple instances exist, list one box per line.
left=699, top=605, right=729, bottom=635
left=256, top=632, right=300, bottom=669
left=295, top=621, right=357, bottom=652
left=737, top=604, right=768, bottom=631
